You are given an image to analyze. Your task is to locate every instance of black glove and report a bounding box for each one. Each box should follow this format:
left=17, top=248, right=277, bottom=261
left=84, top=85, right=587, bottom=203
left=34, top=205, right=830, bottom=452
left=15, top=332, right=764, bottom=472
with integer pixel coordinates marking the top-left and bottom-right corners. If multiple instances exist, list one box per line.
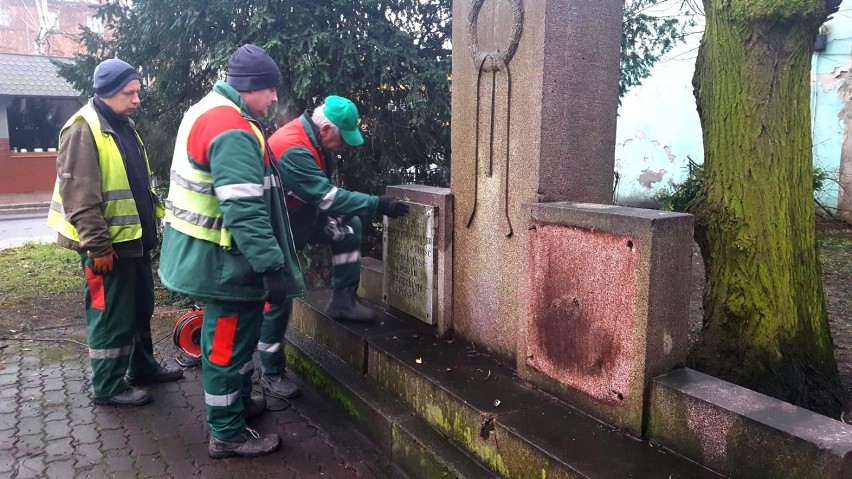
left=377, top=195, right=410, bottom=218
left=262, top=269, right=288, bottom=305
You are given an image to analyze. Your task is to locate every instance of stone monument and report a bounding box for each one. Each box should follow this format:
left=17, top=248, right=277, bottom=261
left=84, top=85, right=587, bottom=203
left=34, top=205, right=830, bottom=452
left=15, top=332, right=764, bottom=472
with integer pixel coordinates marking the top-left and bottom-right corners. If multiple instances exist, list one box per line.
left=451, top=0, right=624, bottom=362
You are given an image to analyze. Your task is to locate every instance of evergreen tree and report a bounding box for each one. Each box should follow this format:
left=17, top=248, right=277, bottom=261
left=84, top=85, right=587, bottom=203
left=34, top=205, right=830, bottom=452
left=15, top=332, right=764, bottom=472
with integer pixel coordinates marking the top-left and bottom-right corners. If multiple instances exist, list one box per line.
left=57, top=0, right=453, bottom=193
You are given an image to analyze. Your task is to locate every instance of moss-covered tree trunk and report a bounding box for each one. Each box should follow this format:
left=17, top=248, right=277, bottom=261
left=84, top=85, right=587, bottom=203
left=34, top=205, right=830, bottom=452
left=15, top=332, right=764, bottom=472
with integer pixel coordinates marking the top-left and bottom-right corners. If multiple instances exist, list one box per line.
left=689, top=0, right=845, bottom=417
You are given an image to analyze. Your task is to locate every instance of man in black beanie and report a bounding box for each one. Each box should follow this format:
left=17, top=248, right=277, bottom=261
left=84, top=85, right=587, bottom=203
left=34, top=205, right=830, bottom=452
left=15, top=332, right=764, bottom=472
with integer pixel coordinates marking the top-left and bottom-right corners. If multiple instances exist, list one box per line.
left=47, top=58, right=183, bottom=408
left=159, top=44, right=304, bottom=459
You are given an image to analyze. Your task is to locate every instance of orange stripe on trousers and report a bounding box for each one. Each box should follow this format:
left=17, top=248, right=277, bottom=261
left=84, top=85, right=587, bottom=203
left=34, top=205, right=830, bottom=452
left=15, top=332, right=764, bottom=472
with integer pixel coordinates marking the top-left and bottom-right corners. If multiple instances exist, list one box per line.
left=85, top=266, right=105, bottom=311
left=210, top=314, right=238, bottom=366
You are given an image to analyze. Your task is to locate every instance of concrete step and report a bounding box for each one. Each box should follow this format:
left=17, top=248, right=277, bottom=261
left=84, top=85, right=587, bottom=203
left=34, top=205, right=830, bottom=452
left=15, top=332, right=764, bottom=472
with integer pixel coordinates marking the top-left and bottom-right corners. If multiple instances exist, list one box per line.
left=288, top=291, right=723, bottom=478
left=0, top=203, right=49, bottom=216
left=285, top=325, right=498, bottom=479
left=0, top=202, right=49, bottom=210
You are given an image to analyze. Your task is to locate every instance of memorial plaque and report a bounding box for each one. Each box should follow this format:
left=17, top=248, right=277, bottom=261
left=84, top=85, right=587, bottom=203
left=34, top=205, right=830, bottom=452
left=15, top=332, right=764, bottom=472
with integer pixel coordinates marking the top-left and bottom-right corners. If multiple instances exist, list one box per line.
left=383, top=202, right=436, bottom=324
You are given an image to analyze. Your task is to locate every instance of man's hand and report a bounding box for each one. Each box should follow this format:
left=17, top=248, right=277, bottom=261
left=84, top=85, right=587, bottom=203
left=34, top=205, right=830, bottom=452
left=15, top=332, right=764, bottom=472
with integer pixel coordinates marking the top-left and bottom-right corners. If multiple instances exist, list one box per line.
left=377, top=195, right=410, bottom=219
left=92, top=251, right=119, bottom=275
left=262, top=270, right=288, bottom=305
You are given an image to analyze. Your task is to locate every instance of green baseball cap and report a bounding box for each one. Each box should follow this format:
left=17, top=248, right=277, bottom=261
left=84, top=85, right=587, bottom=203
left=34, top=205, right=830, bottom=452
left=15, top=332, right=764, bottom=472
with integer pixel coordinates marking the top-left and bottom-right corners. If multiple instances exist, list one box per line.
left=324, top=95, right=364, bottom=146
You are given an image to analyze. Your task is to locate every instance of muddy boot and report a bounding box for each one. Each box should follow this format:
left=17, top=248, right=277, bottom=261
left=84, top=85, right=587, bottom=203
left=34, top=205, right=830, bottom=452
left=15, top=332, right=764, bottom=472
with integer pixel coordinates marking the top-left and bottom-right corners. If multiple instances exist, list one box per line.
left=260, top=372, right=300, bottom=399
left=93, top=387, right=152, bottom=407
left=208, top=428, right=280, bottom=459
left=243, top=393, right=267, bottom=420
left=324, top=287, right=376, bottom=322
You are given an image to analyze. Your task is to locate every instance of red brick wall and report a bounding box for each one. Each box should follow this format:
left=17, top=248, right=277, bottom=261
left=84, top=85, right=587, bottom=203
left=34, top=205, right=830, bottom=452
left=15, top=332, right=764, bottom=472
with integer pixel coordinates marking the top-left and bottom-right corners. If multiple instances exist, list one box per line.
left=0, top=144, right=56, bottom=194
left=0, top=1, right=103, bottom=56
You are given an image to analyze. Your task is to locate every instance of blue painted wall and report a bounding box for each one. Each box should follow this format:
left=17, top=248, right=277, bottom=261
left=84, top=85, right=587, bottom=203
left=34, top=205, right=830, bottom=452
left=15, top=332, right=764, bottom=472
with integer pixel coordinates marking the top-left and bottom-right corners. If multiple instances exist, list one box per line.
left=615, top=2, right=852, bottom=219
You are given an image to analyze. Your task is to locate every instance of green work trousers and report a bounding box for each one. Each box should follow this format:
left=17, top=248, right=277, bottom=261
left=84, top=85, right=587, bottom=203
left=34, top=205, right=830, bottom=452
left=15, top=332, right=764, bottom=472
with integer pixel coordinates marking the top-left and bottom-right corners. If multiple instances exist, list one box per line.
left=258, top=213, right=362, bottom=374
left=202, top=299, right=263, bottom=440
left=81, top=252, right=159, bottom=398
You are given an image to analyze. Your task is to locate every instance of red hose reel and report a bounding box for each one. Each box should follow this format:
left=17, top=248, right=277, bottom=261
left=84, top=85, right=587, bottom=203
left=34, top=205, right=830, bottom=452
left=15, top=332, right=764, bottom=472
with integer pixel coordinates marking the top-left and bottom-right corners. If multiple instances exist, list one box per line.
left=173, top=309, right=203, bottom=363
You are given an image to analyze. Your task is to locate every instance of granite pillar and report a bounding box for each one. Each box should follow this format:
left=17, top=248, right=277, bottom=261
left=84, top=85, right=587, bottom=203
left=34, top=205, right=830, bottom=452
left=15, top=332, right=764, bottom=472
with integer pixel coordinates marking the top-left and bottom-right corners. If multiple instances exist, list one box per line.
left=450, top=0, right=623, bottom=362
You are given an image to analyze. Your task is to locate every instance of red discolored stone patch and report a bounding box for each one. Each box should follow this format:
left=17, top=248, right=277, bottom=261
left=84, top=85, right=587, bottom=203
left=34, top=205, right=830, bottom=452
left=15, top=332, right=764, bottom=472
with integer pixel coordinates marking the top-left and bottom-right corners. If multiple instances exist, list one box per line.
left=527, top=223, right=638, bottom=404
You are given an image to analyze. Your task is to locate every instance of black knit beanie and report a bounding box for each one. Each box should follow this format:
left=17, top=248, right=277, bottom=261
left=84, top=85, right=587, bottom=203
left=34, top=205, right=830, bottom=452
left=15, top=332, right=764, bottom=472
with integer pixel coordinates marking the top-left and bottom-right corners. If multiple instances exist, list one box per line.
left=225, top=44, right=281, bottom=92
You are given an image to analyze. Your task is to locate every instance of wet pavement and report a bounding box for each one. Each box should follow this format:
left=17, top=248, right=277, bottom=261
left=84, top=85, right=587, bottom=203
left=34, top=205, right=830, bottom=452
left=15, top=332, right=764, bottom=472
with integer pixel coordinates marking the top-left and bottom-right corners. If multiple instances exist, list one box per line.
left=0, top=213, right=53, bottom=250
left=0, top=330, right=389, bottom=478
left=0, top=192, right=53, bottom=250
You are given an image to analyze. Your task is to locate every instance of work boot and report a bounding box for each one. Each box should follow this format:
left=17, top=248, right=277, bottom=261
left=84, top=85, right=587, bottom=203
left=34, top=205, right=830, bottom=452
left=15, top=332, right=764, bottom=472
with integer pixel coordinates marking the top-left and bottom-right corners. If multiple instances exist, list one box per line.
left=260, top=372, right=301, bottom=399
left=243, top=393, right=267, bottom=420
left=324, top=287, right=376, bottom=322
left=208, top=428, right=281, bottom=459
left=126, top=363, right=184, bottom=386
left=93, top=387, right=152, bottom=407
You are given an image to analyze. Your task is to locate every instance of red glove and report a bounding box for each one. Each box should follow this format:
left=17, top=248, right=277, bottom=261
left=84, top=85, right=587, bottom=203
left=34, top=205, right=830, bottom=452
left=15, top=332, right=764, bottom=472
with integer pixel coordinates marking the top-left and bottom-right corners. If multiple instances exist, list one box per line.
left=92, top=251, right=119, bottom=275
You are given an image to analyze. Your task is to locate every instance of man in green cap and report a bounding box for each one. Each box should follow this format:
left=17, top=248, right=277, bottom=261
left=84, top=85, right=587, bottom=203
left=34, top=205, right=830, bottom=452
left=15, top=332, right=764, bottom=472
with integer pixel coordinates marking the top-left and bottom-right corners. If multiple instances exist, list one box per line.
left=257, top=95, right=409, bottom=400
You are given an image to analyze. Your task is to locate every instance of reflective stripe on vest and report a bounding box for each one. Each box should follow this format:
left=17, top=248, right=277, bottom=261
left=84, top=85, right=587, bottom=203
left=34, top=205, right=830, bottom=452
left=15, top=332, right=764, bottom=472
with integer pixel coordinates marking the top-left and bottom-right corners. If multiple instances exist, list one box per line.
left=46, top=103, right=159, bottom=243
left=164, top=91, right=267, bottom=248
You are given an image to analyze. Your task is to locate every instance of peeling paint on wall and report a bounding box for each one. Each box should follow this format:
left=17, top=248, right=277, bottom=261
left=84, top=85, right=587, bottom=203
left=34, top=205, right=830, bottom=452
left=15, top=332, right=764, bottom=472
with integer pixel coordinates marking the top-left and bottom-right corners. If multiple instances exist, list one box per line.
left=814, top=59, right=852, bottom=92
left=615, top=128, right=687, bottom=206
left=616, top=2, right=852, bottom=212
left=812, top=9, right=852, bottom=217
left=638, top=169, right=668, bottom=189
left=837, top=67, right=852, bottom=221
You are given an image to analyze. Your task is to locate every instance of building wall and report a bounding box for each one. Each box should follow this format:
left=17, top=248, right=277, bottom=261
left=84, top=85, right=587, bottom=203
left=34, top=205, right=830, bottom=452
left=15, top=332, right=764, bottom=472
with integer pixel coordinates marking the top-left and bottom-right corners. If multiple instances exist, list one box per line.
left=0, top=1, right=98, bottom=195
left=812, top=10, right=852, bottom=220
left=0, top=149, right=56, bottom=194
left=615, top=2, right=852, bottom=217
left=0, top=0, right=101, bottom=57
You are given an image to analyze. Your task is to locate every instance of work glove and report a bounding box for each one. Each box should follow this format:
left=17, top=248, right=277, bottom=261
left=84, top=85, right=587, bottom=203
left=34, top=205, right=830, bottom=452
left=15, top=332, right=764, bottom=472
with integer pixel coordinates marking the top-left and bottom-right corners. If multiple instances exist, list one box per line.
left=262, top=269, right=288, bottom=305
left=377, top=195, right=410, bottom=219
left=92, top=251, right=119, bottom=275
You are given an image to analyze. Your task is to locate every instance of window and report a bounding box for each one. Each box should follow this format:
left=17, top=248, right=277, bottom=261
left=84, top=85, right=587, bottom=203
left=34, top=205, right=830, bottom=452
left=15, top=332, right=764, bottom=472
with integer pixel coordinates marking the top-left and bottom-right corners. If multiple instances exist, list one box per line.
left=0, top=8, right=11, bottom=27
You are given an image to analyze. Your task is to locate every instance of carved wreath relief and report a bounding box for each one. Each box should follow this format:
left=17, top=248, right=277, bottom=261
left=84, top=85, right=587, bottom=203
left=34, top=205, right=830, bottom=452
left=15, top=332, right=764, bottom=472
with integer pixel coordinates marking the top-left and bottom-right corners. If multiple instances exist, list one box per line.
left=465, top=0, right=524, bottom=238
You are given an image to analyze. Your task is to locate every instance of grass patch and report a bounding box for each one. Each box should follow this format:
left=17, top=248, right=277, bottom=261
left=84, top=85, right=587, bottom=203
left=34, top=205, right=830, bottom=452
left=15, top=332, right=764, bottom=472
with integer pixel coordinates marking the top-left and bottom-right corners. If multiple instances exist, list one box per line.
left=0, top=243, right=82, bottom=306
left=819, top=233, right=852, bottom=249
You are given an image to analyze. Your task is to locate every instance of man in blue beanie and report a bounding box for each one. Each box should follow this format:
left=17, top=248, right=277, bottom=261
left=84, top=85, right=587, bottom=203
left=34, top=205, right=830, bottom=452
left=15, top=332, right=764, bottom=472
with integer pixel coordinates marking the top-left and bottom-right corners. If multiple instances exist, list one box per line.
left=159, top=44, right=304, bottom=458
left=47, top=58, right=183, bottom=407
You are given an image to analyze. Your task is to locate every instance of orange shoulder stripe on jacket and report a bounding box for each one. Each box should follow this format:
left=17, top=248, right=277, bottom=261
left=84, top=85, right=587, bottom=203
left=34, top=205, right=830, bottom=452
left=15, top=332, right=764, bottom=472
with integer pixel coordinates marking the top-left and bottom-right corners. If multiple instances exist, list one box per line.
left=187, top=106, right=258, bottom=169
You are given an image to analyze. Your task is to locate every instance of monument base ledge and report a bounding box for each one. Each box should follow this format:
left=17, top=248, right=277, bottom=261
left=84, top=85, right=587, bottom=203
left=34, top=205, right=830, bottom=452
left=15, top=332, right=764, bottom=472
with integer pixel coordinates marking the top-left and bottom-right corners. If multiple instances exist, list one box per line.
left=649, top=368, right=852, bottom=479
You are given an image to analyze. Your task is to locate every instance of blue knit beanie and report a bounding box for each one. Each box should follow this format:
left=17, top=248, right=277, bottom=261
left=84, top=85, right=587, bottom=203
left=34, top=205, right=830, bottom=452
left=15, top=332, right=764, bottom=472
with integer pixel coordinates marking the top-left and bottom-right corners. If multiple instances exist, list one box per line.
left=92, top=58, right=142, bottom=98
left=226, top=44, right=280, bottom=92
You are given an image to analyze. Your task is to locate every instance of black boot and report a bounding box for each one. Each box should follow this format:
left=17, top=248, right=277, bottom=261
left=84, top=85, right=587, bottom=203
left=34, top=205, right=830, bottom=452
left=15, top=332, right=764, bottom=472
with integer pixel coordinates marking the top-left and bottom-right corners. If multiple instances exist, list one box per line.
left=324, top=287, right=376, bottom=322
left=126, top=363, right=184, bottom=386
left=260, top=372, right=300, bottom=399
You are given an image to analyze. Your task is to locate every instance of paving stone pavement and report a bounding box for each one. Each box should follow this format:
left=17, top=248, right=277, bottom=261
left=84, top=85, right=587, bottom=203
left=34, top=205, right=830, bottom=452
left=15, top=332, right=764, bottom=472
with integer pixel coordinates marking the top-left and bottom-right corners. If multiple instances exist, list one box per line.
left=0, top=334, right=389, bottom=479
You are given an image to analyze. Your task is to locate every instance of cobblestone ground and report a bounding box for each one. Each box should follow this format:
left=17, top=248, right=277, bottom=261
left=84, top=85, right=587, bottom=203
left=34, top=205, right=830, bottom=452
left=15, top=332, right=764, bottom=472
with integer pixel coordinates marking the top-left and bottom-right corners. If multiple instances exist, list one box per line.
left=0, top=333, right=385, bottom=479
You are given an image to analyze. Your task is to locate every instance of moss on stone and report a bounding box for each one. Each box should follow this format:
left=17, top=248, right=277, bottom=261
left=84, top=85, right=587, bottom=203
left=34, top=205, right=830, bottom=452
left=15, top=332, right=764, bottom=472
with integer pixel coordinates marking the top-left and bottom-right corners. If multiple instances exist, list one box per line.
left=284, top=348, right=361, bottom=420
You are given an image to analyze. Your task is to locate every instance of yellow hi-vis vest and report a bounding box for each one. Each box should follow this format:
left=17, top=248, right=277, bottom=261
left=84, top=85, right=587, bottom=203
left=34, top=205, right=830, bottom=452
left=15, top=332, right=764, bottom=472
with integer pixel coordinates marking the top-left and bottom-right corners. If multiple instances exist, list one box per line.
left=46, top=103, right=162, bottom=243
left=164, top=91, right=267, bottom=249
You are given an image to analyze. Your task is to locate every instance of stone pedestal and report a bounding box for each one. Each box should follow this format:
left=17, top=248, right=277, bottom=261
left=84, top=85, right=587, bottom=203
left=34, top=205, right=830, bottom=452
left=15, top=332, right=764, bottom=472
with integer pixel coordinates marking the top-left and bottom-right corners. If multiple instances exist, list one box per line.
left=520, top=202, right=693, bottom=436
left=450, top=0, right=624, bottom=361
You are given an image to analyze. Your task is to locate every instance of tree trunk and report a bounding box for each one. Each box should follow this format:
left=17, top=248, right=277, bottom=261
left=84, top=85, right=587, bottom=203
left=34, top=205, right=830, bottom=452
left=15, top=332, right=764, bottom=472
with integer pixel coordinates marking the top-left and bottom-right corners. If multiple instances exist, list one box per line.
left=689, top=0, right=845, bottom=417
